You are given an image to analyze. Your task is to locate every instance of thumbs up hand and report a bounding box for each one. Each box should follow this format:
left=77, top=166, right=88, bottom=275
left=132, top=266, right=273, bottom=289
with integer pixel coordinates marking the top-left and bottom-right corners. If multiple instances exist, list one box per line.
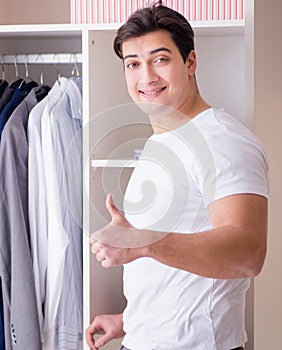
left=106, top=192, right=132, bottom=229
left=90, top=193, right=145, bottom=267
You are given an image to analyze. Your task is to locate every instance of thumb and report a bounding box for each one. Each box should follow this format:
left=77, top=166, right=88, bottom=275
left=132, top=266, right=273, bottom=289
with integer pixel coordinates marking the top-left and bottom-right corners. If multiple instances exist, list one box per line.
left=106, top=193, right=122, bottom=222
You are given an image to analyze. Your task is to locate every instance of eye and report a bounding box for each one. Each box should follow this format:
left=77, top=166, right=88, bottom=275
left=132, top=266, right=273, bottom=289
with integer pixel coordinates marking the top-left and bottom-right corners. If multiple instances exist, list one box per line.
left=154, top=57, right=169, bottom=64
left=126, top=62, right=138, bottom=70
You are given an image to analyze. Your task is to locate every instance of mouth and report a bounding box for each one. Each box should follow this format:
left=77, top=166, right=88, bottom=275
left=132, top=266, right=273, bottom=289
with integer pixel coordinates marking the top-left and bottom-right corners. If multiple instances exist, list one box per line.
left=138, top=86, right=167, bottom=96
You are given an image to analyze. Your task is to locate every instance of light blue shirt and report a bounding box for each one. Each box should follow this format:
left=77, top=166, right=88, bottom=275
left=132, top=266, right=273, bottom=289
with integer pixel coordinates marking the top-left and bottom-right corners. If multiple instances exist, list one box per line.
left=50, top=78, right=83, bottom=350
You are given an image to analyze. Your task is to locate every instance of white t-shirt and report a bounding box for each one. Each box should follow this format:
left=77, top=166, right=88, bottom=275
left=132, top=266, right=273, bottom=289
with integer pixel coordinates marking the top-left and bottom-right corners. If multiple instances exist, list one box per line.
left=122, top=108, right=269, bottom=350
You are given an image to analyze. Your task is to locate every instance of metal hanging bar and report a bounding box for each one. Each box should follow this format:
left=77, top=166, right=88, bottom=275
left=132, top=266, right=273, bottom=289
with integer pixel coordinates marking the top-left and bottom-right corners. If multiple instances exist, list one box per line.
left=1, top=53, right=82, bottom=65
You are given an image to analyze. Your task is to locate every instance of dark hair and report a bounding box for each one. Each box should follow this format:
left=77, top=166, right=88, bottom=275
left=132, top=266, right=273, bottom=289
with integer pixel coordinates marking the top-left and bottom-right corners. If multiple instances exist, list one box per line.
left=113, top=1, right=194, bottom=63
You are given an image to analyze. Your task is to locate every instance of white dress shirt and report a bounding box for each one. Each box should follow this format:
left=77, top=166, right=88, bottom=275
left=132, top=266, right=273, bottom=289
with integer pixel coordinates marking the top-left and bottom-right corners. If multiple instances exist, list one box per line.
left=28, top=78, right=70, bottom=349
left=28, top=85, right=58, bottom=338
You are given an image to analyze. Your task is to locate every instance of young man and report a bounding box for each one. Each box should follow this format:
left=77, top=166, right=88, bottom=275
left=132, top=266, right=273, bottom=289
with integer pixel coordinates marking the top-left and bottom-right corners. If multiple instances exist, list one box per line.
left=86, top=3, right=269, bottom=350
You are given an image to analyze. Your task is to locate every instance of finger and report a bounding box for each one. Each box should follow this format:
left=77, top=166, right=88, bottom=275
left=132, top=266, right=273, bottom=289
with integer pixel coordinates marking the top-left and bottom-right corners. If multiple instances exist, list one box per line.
left=106, top=193, right=121, bottom=220
left=95, top=251, right=105, bottom=262
left=101, top=258, right=111, bottom=268
left=95, top=331, right=115, bottom=348
left=91, top=242, right=100, bottom=255
left=90, top=237, right=96, bottom=245
left=85, top=326, right=96, bottom=349
left=90, top=233, right=97, bottom=245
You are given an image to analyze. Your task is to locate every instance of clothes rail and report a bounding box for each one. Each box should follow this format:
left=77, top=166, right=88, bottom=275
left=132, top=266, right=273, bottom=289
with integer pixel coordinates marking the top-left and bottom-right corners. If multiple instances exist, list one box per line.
left=1, top=53, right=82, bottom=64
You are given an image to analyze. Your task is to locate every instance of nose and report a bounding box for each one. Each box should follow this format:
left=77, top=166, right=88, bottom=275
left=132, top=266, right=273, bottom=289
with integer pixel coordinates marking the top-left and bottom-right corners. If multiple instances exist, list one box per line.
left=140, top=64, right=159, bottom=85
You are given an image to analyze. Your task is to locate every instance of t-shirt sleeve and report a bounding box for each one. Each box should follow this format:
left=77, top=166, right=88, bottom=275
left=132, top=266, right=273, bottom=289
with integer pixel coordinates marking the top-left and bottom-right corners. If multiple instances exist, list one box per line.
left=194, top=129, right=270, bottom=208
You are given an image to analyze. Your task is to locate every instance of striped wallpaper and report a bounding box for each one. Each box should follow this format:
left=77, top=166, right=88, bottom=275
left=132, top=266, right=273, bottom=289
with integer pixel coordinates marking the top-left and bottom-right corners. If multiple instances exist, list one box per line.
left=71, top=0, right=244, bottom=24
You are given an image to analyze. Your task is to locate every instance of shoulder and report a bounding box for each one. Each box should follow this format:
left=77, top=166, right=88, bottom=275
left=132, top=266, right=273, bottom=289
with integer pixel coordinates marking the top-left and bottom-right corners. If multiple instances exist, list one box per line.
left=191, top=108, right=269, bottom=202
left=194, top=108, right=268, bottom=163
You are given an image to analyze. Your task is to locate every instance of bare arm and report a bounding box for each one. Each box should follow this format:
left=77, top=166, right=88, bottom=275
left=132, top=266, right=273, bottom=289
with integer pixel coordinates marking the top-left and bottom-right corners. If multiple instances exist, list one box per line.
left=91, top=193, right=267, bottom=279
left=145, top=193, right=267, bottom=278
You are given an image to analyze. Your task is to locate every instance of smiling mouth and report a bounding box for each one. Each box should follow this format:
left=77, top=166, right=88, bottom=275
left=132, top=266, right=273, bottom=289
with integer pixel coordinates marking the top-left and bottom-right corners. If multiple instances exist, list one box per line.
left=139, top=86, right=167, bottom=96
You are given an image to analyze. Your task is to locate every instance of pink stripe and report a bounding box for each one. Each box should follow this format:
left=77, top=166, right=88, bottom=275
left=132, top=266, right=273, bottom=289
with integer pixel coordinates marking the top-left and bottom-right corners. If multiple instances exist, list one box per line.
left=199, top=0, right=202, bottom=20
left=193, top=0, right=196, bottom=20
left=211, top=0, right=214, bottom=20
left=217, top=0, right=220, bottom=20
left=229, top=0, right=231, bottom=19
left=80, top=0, right=82, bottom=24
left=241, top=0, right=243, bottom=19
left=105, top=1, right=107, bottom=23
left=120, top=0, right=122, bottom=23
left=92, top=1, right=95, bottom=22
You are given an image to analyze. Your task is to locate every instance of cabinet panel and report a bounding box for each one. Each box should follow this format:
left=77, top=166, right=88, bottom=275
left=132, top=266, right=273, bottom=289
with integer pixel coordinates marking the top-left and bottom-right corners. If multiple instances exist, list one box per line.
left=196, top=33, right=244, bottom=123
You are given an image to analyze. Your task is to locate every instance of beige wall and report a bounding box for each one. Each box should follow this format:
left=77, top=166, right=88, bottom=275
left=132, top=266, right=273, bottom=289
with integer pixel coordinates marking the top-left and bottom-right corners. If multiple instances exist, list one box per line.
left=1, top=0, right=70, bottom=24
left=251, top=0, right=282, bottom=348
left=0, top=0, right=8, bottom=24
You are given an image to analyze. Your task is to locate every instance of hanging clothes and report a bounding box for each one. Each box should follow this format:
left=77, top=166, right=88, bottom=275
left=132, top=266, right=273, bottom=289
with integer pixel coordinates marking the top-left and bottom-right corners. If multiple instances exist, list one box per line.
left=0, top=79, right=8, bottom=99
left=0, top=87, right=48, bottom=350
left=0, top=57, right=83, bottom=348
left=51, top=78, right=83, bottom=350
left=0, top=77, right=23, bottom=350
left=28, top=79, right=70, bottom=346
left=41, top=77, right=83, bottom=350
left=28, top=77, right=83, bottom=350
left=0, top=279, right=4, bottom=350
left=0, top=79, right=22, bottom=114
left=0, top=80, right=38, bottom=138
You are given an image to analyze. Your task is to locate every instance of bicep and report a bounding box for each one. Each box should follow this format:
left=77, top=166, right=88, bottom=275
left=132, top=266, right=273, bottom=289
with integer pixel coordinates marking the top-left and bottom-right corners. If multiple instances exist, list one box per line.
left=208, top=193, right=268, bottom=246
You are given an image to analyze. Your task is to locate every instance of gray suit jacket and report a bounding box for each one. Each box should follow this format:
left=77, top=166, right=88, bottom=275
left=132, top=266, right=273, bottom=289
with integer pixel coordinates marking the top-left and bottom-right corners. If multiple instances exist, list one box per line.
left=0, top=89, right=41, bottom=349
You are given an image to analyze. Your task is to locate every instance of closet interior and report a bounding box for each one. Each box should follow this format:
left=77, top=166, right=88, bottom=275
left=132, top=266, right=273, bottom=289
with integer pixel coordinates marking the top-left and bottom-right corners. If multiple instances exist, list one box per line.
left=0, top=20, right=247, bottom=350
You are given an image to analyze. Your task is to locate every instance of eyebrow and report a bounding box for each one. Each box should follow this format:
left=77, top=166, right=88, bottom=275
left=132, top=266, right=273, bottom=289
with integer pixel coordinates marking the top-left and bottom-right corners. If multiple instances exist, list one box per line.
left=123, top=47, right=172, bottom=61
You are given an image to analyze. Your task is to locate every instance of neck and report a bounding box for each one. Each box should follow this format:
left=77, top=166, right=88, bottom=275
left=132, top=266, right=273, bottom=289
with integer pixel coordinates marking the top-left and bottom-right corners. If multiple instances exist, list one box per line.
left=148, top=91, right=210, bottom=135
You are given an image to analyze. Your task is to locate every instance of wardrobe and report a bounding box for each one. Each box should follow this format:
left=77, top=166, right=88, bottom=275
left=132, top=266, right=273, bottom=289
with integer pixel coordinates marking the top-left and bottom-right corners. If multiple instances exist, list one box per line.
left=0, top=18, right=250, bottom=350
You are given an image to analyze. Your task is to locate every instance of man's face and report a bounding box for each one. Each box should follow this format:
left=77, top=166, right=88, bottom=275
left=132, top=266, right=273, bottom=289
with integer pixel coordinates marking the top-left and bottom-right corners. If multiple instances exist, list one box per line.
left=122, top=30, right=196, bottom=117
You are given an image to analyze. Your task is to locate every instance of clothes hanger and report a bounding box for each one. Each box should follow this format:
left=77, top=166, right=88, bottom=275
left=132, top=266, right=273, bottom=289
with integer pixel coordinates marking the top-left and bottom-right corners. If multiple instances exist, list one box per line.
left=0, top=55, right=9, bottom=98
left=70, top=53, right=80, bottom=78
left=14, top=55, right=22, bottom=80
left=1, top=54, right=6, bottom=81
left=35, top=54, right=45, bottom=85
left=18, top=54, right=35, bottom=88
left=33, top=54, right=51, bottom=102
left=53, top=54, right=61, bottom=85
left=6, top=54, right=23, bottom=88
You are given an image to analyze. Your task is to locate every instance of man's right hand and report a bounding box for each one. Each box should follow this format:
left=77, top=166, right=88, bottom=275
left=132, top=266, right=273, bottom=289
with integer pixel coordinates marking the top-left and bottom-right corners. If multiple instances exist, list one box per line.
left=85, top=313, right=125, bottom=349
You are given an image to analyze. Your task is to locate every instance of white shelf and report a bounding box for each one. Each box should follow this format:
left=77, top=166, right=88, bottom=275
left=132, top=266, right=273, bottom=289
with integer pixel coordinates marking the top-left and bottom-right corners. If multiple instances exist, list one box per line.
left=0, top=20, right=244, bottom=37
left=91, top=159, right=138, bottom=168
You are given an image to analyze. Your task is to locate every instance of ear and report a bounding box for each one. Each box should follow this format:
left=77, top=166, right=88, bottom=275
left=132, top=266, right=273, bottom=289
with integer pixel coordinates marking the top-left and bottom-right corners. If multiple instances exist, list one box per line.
left=186, top=50, right=197, bottom=77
